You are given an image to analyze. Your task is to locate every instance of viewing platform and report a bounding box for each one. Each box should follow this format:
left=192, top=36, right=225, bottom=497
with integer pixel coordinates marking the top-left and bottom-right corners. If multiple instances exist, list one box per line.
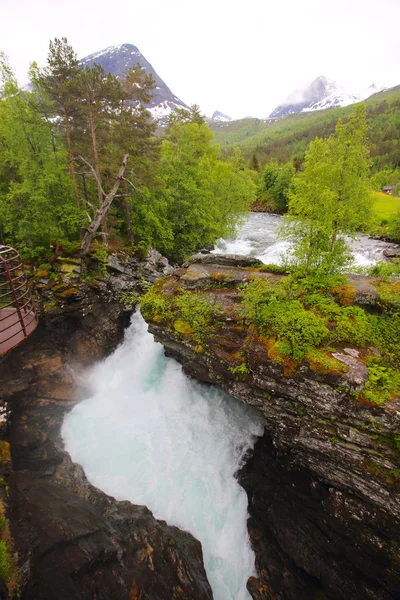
left=0, top=245, right=38, bottom=355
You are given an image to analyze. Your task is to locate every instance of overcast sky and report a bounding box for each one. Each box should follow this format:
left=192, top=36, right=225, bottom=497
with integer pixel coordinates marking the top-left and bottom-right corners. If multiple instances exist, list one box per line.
left=2, top=0, right=400, bottom=118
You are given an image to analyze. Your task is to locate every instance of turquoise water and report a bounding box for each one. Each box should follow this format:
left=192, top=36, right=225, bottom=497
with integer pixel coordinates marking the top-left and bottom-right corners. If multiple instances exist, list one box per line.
left=62, top=311, right=264, bottom=600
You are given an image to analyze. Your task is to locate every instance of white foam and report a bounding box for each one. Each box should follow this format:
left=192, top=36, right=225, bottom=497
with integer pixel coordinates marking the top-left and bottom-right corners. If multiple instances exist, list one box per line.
left=62, top=312, right=263, bottom=600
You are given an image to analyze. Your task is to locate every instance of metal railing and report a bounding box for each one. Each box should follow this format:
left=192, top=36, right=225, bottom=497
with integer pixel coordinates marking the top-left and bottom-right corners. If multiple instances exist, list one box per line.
left=0, top=245, right=38, bottom=355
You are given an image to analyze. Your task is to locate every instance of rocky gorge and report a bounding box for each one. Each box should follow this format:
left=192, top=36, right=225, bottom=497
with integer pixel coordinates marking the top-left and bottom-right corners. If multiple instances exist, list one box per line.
left=0, top=246, right=399, bottom=599
left=0, top=251, right=212, bottom=600
left=143, top=254, right=400, bottom=600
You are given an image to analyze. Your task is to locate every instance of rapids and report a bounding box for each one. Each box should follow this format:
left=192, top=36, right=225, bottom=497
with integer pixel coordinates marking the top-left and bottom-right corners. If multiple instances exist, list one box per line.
left=62, top=312, right=264, bottom=600
left=213, top=212, right=398, bottom=267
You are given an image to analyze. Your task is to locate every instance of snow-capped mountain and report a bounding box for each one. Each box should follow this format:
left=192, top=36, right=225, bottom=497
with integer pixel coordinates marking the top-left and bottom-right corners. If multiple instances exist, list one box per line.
left=80, top=44, right=188, bottom=122
left=211, top=110, right=232, bottom=122
left=269, top=76, right=384, bottom=118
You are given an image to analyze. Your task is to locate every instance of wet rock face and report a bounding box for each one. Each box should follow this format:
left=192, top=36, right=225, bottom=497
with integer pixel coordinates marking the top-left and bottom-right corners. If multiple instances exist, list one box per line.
left=0, top=252, right=212, bottom=600
left=144, top=256, right=400, bottom=600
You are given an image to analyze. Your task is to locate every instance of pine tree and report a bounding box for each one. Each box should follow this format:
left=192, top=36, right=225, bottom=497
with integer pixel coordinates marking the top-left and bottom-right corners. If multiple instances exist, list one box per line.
left=38, top=38, right=81, bottom=206
left=249, top=153, right=259, bottom=171
left=115, top=66, right=158, bottom=242
left=76, top=64, right=121, bottom=207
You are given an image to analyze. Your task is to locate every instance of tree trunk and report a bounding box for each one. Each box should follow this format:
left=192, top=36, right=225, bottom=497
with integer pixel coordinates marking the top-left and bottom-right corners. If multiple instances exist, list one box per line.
left=89, top=106, right=103, bottom=208
left=64, top=112, right=79, bottom=207
left=124, top=195, right=135, bottom=243
left=80, top=154, right=129, bottom=256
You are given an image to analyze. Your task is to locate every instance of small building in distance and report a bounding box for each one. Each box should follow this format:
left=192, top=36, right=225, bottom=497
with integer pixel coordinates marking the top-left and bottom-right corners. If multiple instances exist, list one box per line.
left=382, top=186, right=395, bottom=195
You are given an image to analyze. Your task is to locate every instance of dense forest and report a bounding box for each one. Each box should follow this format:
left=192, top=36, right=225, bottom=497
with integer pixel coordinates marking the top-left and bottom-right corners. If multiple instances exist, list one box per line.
left=0, top=39, right=256, bottom=262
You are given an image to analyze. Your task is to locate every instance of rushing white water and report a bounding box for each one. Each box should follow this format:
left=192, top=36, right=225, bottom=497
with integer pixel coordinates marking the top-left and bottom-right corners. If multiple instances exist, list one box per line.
left=213, top=212, right=398, bottom=267
left=62, top=312, right=264, bottom=600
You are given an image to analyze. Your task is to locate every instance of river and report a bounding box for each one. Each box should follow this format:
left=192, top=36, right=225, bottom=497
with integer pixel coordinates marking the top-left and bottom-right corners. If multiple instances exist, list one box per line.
left=213, top=212, right=398, bottom=267
left=62, top=213, right=397, bottom=600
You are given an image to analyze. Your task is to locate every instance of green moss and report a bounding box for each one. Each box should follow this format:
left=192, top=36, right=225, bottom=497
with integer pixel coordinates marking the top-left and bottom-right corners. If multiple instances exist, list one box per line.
left=43, top=301, right=58, bottom=313
left=119, top=291, right=139, bottom=307
left=258, top=263, right=289, bottom=274
left=59, top=287, right=80, bottom=298
left=0, top=501, right=19, bottom=596
left=140, top=283, right=174, bottom=323
left=0, top=443, right=10, bottom=467
left=241, top=279, right=329, bottom=360
left=306, top=349, right=347, bottom=375
left=92, top=246, right=108, bottom=276
left=174, top=320, right=192, bottom=335
left=330, top=282, right=357, bottom=306
left=333, top=306, right=370, bottom=346
left=229, top=363, right=250, bottom=376
left=174, top=292, right=221, bottom=343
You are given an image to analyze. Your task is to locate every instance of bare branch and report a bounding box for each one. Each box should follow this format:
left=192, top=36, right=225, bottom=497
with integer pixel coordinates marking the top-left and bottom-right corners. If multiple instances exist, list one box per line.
left=121, top=176, right=143, bottom=194
left=80, top=154, right=129, bottom=256
left=76, top=155, right=107, bottom=198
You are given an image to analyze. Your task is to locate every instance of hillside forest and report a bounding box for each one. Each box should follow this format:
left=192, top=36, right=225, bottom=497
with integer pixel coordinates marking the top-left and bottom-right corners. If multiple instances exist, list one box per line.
left=0, top=38, right=256, bottom=263
left=1, top=38, right=400, bottom=265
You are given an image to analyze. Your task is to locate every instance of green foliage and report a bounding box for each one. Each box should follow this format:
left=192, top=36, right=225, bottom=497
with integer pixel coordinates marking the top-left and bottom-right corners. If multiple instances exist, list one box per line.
left=229, top=363, right=250, bottom=375
left=281, top=105, right=373, bottom=276
left=362, top=359, right=400, bottom=404
left=155, top=116, right=256, bottom=262
left=140, top=284, right=220, bottom=344
left=139, top=284, right=173, bottom=323
left=0, top=500, right=18, bottom=596
left=368, top=259, right=400, bottom=278
left=119, top=291, right=139, bottom=307
left=333, top=306, right=370, bottom=346
left=240, top=273, right=400, bottom=401
left=258, top=263, right=289, bottom=274
left=390, top=211, right=400, bottom=242
left=0, top=54, right=82, bottom=249
left=174, top=292, right=221, bottom=343
left=92, top=246, right=108, bottom=276
left=262, top=161, right=295, bottom=212
left=241, top=279, right=329, bottom=360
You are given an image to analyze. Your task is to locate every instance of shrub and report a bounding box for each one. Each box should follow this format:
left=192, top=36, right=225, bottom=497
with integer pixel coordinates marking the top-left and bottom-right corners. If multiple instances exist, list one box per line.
left=140, top=285, right=173, bottom=323
left=174, top=292, right=221, bottom=343
left=242, top=280, right=328, bottom=360
left=333, top=306, right=370, bottom=346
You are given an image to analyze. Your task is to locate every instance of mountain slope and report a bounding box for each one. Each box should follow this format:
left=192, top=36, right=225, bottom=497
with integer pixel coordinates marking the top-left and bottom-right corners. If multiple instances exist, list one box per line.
left=212, top=85, right=400, bottom=170
left=81, top=43, right=188, bottom=120
left=270, top=76, right=383, bottom=118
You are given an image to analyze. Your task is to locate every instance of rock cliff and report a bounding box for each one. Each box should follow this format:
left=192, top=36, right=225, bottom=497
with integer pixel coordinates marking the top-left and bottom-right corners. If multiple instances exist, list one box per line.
left=0, top=251, right=212, bottom=600
left=143, top=255, right=400, bottom=600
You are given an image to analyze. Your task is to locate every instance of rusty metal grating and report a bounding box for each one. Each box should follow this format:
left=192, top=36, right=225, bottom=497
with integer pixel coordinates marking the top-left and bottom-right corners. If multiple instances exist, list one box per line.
left=0, top=245, right=38, bottom=355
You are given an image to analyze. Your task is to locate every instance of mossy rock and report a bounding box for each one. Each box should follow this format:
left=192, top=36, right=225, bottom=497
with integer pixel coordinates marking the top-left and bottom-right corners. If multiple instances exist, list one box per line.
left=0, top=444, right=10, bottom=468
left=59, top=287, right=80, bottom=298
left=174, top=320, right=193, bottom=336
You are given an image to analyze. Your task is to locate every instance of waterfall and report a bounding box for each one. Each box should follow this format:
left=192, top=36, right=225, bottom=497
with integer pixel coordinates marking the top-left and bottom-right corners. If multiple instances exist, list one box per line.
left=62, top=311, right=264, bottom=600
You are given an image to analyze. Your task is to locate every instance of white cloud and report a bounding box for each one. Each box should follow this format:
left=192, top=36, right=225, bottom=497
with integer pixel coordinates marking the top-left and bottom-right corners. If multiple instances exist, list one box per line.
left=2, top=0, right=400, bottom=118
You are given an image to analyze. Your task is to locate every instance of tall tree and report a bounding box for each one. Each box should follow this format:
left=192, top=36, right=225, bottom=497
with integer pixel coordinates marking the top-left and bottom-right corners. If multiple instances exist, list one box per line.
left=156, top=114, right=256, bottom=262
left=77, top=64, right=121, bottom=207
left=0, top=54, right=79, bottom=248
left=116, top=66, right=157, bottom=242
left=282, top=104, right=373, bottom=275
left=38, top=38, right=81, bottom=206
